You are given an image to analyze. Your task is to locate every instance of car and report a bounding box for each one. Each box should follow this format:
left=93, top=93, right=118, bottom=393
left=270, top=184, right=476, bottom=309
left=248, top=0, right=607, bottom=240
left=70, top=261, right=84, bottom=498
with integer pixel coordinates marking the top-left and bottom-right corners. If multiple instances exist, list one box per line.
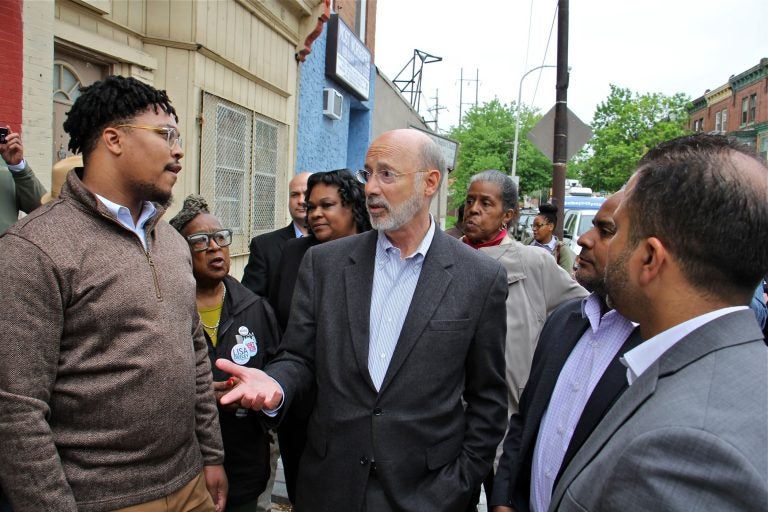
left=515, top=210, right=537, bottom=240
left=563, top=208, right=599, bottom=255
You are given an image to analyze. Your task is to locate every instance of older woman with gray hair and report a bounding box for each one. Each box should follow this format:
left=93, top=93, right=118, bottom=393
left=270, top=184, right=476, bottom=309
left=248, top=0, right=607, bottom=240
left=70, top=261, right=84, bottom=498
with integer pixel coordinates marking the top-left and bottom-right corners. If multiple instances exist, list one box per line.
left=460, top=170, right=587, bottom=507
left=170, top=195, right=280, bottom=512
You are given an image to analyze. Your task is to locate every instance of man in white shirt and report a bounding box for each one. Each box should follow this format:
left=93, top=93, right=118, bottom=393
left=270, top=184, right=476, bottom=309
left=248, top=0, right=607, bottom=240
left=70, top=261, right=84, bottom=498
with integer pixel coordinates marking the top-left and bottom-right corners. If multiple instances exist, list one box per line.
left=550, top=133, right=768, bottom=511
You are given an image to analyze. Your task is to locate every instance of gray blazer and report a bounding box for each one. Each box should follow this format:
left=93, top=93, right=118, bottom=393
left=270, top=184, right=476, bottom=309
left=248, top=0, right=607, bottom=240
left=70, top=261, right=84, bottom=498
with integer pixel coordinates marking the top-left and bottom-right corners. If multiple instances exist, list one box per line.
left=550, top=309, right=768, bottom=511
left=266, top=228, right=509, bottom=512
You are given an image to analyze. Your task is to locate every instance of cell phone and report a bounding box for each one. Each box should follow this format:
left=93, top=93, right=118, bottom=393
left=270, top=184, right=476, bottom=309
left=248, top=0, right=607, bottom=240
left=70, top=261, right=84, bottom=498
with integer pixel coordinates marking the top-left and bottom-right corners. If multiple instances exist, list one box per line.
left=0, top=128, right=8, bottom=144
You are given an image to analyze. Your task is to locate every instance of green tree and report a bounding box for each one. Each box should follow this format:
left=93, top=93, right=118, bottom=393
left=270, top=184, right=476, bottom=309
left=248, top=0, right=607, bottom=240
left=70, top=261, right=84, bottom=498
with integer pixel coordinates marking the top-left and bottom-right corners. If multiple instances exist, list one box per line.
left=447, top=99, right=551, bottom=206
left=574, top=85, right=691, bottom=193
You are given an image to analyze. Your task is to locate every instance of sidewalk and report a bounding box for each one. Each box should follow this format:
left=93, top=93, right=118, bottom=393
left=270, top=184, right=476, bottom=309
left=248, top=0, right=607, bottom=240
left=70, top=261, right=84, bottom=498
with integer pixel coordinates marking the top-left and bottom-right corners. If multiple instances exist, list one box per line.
left=268, top=457, right=488, bottom=511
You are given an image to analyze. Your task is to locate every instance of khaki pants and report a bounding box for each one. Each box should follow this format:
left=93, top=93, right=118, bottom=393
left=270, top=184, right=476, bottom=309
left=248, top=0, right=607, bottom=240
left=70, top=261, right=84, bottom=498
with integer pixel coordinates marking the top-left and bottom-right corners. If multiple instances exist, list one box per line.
left=112, top=473, right=214, bottom=512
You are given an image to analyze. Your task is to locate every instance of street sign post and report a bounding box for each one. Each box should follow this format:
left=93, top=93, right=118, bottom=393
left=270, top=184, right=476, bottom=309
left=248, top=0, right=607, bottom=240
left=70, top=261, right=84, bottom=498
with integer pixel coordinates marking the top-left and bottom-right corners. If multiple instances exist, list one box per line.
left=528, top=105, right=592, bottom=161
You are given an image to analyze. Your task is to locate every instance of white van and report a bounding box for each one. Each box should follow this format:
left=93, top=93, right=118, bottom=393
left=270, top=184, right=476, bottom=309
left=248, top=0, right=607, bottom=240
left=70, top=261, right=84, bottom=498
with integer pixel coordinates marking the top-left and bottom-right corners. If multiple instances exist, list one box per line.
left=563, top=209, right=599, bottom=255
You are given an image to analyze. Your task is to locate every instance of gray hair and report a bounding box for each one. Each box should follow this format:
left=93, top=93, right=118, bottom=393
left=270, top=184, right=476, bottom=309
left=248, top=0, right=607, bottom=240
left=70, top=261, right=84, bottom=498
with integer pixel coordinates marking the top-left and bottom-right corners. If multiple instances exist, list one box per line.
left=469, top=170, right=519, bottom=210
left=419, top=137, right=446, bottom=185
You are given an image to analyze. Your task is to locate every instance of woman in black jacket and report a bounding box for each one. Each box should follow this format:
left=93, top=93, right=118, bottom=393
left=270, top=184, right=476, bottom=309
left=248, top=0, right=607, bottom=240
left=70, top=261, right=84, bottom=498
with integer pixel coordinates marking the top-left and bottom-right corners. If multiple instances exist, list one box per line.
left=171, top=195, right=280, bottom=512
left=268, top=169, right=371, bottom=505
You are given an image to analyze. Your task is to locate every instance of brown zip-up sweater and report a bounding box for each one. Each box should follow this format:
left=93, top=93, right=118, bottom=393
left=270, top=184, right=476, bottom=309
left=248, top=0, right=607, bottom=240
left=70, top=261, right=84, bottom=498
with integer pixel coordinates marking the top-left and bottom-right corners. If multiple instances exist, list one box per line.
left=0, top=170, right=224, bottom=511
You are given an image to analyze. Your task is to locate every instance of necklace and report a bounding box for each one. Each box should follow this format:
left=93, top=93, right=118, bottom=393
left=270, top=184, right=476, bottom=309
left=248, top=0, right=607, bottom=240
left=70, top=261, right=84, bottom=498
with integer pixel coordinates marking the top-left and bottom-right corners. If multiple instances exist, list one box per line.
left=200, top=285, right=226, bottom=330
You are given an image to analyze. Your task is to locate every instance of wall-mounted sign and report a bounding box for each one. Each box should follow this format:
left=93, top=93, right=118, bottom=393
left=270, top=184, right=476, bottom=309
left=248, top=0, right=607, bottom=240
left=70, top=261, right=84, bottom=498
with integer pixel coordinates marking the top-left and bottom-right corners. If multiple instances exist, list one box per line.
left=326, top=14, right=371, bottom=101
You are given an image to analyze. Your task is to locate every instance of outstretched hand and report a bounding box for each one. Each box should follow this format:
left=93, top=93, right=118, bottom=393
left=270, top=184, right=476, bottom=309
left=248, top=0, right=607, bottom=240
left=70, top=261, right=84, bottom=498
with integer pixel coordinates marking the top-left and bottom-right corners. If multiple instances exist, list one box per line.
left=215, top=359, right=283, bottom=411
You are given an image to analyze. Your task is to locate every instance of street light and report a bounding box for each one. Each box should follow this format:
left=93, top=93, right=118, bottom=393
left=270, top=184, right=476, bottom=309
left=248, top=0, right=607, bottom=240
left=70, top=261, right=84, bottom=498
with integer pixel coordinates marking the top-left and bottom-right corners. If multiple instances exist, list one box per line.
left=510, top=65, right=556, bottom=178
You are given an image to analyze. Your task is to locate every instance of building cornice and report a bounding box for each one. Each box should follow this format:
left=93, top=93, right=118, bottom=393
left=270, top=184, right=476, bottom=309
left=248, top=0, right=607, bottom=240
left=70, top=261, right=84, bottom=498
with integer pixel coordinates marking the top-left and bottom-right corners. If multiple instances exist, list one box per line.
left=704, top=84, right=731, bottom=105
left=688, top=96, right=707, bottom=114
left=729, top=57, right=768, bottom=91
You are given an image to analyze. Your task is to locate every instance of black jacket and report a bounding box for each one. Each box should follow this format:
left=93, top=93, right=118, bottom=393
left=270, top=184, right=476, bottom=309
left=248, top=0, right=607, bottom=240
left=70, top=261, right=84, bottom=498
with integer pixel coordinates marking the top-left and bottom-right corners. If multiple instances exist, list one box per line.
left=207, top=275, right=281, bottom=506
left=269, top=235, right=321, bottom=332
left=240, top=223, right=296, bottom=297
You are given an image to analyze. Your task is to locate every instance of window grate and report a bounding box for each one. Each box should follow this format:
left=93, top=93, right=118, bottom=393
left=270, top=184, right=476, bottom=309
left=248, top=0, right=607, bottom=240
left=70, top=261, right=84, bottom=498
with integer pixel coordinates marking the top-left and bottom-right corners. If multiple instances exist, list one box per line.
left=200, top=92, right=287, bottom=255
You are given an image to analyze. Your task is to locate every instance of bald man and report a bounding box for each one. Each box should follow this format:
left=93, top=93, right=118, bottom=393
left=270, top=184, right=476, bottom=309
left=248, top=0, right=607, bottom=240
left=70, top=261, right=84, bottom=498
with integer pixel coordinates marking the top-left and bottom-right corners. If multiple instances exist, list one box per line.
left=217, top=129, right=508, bottom=511
left=241, top=171, right=311, bottom=297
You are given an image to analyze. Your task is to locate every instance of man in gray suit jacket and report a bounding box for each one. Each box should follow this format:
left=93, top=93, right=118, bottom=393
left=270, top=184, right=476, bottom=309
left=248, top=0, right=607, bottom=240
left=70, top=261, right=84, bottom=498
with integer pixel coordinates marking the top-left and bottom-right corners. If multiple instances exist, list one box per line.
left=218, top=129, right=509, bottom=511
left=550, top=134, right=768, bottom=511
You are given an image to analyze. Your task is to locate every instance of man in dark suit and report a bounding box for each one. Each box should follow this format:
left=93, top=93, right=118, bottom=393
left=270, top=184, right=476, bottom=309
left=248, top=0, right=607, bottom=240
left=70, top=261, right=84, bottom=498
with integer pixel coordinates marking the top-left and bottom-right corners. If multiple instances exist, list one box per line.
left=550, top=134, right=768, bottom=511
left=218, top=128, right=509, bottom=511
left=241, top=171, right=311, bottom=297
left=491, top=191, right=643, bottom=512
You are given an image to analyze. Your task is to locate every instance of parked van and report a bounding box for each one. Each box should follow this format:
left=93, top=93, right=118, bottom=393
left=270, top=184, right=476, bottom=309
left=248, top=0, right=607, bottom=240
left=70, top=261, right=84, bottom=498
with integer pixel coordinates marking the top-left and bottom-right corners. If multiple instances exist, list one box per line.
left=563, top=208, right=600, bottom=254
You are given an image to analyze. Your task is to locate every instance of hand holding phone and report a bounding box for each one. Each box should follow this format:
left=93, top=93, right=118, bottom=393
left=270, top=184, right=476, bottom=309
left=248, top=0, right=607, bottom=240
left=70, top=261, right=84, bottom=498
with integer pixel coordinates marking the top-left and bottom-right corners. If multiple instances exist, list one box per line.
left=0, top=127, right=23, bottom=166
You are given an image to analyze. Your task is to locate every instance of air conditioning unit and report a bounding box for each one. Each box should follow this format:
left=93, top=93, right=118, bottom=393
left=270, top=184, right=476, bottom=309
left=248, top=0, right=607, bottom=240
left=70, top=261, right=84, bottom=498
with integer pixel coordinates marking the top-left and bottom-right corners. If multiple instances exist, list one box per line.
left=323, top=88, right=343, bottom=120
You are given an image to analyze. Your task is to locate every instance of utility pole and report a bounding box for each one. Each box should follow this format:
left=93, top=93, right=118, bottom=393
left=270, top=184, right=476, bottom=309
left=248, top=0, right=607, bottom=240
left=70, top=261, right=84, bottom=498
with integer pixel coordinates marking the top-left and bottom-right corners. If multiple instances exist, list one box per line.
left=552, top=0, right=569, bottom=239
left=427, top=89, right=447, bottom=132
left=458, top=68, right=464, bottom=127
left=457, top=68, right=480, bottom=128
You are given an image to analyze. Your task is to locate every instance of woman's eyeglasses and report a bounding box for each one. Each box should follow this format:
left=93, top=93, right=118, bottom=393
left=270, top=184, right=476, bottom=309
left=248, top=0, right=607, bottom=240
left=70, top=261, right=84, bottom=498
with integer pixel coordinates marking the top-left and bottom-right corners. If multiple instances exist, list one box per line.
left=185, top=229, right=233, bottom=252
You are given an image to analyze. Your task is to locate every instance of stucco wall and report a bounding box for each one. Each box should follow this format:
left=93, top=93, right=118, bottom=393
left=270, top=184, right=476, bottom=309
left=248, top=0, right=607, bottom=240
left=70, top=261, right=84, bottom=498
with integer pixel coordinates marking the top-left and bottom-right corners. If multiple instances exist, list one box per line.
left=295, top=20, right=373, bottom=173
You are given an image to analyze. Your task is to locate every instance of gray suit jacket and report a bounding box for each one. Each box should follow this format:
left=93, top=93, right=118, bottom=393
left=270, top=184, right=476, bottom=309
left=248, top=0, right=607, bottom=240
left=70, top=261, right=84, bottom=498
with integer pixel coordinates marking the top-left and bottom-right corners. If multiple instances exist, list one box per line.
left=266, top=228, right=509, bottom=512
left=550, top=309, right=768, bottom=511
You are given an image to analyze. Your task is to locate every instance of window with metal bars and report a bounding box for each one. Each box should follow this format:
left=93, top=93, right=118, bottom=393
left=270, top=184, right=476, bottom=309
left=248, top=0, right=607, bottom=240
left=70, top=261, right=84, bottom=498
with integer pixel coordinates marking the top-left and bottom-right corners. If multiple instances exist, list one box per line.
left=200, top=92, right=286, bottom=255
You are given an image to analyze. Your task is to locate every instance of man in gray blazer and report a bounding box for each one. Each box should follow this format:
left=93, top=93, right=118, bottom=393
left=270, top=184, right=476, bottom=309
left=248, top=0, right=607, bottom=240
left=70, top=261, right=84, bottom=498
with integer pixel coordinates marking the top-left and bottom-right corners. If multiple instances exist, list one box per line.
left=218, top=129, right=509, bottom=511
left=550, top=134, right=768, bottom=511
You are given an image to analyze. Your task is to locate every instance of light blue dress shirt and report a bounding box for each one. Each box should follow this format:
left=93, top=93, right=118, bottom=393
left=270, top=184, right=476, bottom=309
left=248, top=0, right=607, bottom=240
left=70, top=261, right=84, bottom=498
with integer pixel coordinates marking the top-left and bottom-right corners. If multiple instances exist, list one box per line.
left=531, top=294, right=635, bottom=512
left=95, top=194, right=156, bottom=251
left=367, top=220, right=436, bottom=390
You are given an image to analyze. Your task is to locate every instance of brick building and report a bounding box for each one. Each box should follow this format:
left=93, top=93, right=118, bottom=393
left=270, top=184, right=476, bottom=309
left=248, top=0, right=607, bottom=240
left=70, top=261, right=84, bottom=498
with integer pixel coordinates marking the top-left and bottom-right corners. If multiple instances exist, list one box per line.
left=688, top=57, right=768, bottom=161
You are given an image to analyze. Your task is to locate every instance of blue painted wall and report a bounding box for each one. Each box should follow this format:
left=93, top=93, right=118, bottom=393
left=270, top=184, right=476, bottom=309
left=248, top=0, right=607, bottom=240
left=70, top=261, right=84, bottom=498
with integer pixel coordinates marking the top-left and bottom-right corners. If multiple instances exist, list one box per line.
left=295, top=21, right=374, bottom=174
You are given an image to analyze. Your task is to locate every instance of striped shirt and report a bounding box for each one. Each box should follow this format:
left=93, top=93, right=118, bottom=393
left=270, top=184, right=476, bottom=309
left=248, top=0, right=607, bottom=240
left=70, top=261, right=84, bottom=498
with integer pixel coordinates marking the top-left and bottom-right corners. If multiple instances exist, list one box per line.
left=367, top=220, right=436, bottom=390
left=531, top=293, right=635, bottom=512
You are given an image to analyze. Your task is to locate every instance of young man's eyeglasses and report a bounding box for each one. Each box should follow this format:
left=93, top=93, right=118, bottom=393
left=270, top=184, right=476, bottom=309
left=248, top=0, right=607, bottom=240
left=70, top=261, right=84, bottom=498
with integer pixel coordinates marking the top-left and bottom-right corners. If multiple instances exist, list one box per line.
left=355, top=169, right=428, bottom=185
left=185, top=229, right=233, bottom=252
left=114, top=124, right=183, bottom=149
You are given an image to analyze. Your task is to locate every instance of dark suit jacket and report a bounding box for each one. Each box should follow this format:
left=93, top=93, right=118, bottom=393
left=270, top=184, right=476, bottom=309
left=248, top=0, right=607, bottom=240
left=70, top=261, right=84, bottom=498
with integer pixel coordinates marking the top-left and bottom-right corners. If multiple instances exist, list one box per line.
left=268, top=235, right=320, bottom=333
left=491, top=297, right=643, bottom=510
left=550, top=309, right=767, bottom=512
left=265, top=229, right=509, bottom=512
left=241, top=223, right=296, bottom=297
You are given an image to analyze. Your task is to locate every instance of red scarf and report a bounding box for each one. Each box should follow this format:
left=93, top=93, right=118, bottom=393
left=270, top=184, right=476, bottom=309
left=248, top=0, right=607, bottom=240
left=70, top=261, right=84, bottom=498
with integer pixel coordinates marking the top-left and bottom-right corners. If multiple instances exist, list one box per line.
left=463, top=229, right=508, bottom=249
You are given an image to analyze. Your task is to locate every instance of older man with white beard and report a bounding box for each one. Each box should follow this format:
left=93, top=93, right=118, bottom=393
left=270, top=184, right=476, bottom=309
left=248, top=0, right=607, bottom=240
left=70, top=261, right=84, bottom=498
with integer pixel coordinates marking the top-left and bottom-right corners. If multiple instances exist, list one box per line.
left=215, top=129, right=509, bottom=512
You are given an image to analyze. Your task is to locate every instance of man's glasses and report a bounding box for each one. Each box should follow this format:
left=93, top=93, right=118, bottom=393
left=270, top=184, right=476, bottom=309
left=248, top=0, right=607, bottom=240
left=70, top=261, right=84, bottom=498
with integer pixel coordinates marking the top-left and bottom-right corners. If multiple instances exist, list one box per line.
left=355, top=169, right=428, bottom=185
left=114, top=124, right=183, bottom=149
left=185, top=229, right=233, bottom=252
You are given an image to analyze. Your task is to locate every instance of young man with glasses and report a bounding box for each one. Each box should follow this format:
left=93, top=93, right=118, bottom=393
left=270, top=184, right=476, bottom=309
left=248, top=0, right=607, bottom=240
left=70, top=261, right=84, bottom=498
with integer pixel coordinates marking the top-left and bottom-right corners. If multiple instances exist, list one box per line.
left=0, top=76, right=227, bottom=512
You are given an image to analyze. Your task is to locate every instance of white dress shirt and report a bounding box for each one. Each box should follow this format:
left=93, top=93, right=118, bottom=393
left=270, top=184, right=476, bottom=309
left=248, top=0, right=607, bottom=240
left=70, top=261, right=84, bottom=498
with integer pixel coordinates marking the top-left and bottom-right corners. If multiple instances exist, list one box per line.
left=621, top=306, right=747, bottom=385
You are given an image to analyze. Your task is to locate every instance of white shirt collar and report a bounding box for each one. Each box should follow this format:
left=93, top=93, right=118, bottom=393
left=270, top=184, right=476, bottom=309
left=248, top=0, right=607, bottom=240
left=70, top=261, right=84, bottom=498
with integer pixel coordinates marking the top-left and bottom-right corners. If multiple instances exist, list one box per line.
left=621, top=306, right=747, bottom=385
left=95, top=194, right=157, bottom=250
